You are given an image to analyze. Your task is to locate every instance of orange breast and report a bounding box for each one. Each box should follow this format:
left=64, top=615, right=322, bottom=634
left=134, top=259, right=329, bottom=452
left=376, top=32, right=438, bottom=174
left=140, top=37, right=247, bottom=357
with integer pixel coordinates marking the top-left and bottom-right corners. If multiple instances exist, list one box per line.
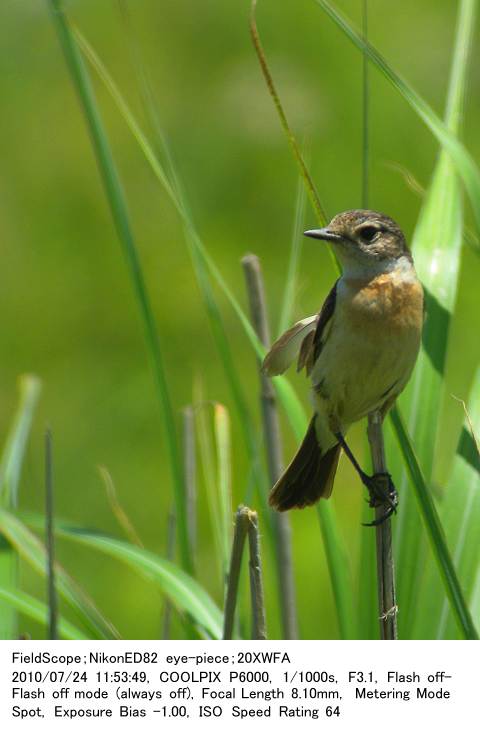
left=344, top=273, right=424, bottom=333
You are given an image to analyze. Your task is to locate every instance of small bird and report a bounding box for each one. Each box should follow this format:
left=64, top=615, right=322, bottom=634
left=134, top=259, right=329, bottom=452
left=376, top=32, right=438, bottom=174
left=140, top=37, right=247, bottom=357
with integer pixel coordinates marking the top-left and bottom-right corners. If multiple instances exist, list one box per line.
left=263, top=209, right=424, bottom=521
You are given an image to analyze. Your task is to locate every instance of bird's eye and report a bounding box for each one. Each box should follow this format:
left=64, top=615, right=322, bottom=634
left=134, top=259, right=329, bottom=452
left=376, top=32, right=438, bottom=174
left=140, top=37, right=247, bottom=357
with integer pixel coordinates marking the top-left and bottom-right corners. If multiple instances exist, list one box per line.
left=358, top=226, right=378, bottom=243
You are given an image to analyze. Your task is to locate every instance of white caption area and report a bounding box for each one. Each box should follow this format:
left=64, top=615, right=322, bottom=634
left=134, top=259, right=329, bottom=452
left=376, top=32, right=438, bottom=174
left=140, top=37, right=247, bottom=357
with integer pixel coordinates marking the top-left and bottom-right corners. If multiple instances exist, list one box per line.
left=0, top=640, right=474, bottom=730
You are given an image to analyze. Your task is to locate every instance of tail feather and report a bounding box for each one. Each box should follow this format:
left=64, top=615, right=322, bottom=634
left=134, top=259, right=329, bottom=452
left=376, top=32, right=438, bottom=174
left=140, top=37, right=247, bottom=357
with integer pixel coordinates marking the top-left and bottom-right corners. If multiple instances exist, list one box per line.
left=269, top=418, right=340, bottom=511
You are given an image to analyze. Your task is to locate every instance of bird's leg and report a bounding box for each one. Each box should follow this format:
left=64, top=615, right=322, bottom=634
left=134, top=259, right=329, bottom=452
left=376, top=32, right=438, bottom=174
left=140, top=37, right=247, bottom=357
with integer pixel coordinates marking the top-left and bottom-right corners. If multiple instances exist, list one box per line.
left=334, top=432, right=398, bottom=525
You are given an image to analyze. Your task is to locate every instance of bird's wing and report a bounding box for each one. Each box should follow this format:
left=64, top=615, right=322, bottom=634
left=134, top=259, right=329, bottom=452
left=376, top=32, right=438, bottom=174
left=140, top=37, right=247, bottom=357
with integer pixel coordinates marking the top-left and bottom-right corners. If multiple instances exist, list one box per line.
left=262, top=315, right=318, bottom=376
left=298, top=280, right=339, bottom=376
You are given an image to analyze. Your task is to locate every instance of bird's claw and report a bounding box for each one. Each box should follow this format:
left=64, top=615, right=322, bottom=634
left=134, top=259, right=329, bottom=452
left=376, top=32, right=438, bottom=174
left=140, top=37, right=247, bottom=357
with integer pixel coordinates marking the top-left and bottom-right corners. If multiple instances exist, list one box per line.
left=361, top=472, right=398, bottom=527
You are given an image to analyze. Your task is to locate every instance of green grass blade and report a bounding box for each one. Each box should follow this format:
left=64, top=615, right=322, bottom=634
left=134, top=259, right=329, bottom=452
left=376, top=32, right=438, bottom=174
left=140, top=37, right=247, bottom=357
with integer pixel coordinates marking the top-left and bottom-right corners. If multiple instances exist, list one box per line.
left=0, top=587, right=89, bottom=640
left=214, top=404, right=233, bottom=579
left=313, top=0, right=480, bottom=233
left=426, top=377, right=480, bottom=639
left=0, top=375, right=41, bottom=507
left=76, top=24, right=274, bottom=538
left=316, top=502, right=356, bottom=639
left=389, top=408, right=478, bottom=639
left=22, top=514, right=223, bottom=639
left=75, top=22, right=356, bottom=640
left=0, top=375, right=41, bottom=639
left=390, top=0, right=473, bottom=634
left=47, top=0, right=191, bottom=575
left=0, top=509, right=119, bottom=639
left=278, top=168, right=307, bottom=335
left=195, top=399, right=232, bottom=584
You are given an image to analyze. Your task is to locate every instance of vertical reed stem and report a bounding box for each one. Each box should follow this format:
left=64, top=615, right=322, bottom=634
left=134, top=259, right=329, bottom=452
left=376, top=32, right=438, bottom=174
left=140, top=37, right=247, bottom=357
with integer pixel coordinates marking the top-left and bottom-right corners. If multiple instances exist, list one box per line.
left=45, top=428, right=58, bottom=641
left=368, top=412, right=398, bottom=640
left=247, top=510, right=267, bottom=640
left=362, top=0, right=370, bottom=208
left=223, top=506, right=250, bottom=639
left=242, top=254, right=298, bottom=639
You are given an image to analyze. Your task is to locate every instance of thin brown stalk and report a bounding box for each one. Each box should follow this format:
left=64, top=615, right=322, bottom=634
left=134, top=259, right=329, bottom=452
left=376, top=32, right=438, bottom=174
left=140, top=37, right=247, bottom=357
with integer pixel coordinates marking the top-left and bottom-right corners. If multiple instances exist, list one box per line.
left=242, top=254, right=298, bottom=639
left=246, top=510, right=267, bottom=640
left=249, top=1, right=328, bottom=227
left=367, top=412, right=398, bottom=640
left=223, top=506, right=250, bottom=639
left=45, top=428, right=57, bottom=641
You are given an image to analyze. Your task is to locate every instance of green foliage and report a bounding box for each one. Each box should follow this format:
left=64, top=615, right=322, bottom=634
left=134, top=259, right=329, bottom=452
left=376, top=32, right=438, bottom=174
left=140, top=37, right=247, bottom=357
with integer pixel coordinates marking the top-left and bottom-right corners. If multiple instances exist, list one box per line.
left=0, top=0, right=478, bottom=640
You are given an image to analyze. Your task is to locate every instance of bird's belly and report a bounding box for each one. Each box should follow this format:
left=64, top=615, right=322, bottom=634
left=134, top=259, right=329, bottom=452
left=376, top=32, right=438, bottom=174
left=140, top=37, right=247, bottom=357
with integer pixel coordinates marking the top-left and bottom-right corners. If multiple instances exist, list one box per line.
left=312, top=314, right=420, bottom=427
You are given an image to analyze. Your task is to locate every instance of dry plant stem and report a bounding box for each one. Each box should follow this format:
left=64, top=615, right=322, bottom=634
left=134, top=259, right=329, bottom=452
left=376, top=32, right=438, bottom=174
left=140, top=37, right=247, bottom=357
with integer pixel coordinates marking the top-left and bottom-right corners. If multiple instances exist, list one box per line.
left=249, top=1, right=328, bottom=226
left=247, top=511, right=267, bottom=640
left=242, top=254, right=298, bottom=639
left=45, top=429, right=58, bottom=641
left=182, top=407, right=197, bottom=563
left=223, top=506, right=250, bottom=640
left=99, top=466, right=144, bottom=547
left=367, top=412, right=398, bottom=640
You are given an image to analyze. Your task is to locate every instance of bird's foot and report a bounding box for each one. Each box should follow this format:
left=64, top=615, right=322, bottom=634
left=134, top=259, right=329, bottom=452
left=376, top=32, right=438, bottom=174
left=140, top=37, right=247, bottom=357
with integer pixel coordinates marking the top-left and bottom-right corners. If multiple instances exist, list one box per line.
left=361, top=472, right=398, bottom=527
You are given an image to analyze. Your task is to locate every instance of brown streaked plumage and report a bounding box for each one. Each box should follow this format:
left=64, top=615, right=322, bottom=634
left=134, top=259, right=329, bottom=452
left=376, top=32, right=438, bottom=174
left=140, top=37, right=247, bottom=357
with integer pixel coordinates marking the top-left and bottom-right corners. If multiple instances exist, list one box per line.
left=264, top=209, right=424, bottom=512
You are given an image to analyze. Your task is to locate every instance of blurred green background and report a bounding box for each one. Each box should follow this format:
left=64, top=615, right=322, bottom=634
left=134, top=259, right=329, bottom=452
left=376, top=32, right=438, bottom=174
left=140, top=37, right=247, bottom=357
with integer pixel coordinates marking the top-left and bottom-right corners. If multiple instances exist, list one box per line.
left=1, top=0, right=479, bottom=639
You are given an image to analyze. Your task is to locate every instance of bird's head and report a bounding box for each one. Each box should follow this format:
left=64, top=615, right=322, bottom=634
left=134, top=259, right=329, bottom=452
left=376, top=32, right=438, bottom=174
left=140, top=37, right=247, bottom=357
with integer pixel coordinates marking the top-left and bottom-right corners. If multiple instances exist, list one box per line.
left=304, top=209, right=411, bottom=274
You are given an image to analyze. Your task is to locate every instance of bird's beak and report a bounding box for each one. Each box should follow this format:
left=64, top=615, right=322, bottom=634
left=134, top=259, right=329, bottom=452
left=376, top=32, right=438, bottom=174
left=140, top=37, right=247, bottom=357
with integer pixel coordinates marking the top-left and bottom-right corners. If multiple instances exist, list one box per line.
left=304, top=228, right=341, bottom=242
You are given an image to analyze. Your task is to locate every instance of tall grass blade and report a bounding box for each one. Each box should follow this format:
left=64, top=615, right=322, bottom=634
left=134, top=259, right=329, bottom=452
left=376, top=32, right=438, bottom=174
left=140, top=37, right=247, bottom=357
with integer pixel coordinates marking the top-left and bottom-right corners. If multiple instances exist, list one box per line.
left=44, top=428, right=58, bottom=640
left=76, top=23, right=355, bottom=640
left=390, top=0, right=473, bottom=634
left=313, top=0, right=480, bottom=233
left=45, top=520, right=223, bottom=639
left=0, top=375, right=41, bottom=639
left=278, top=164, right=307, bottom=336
left=389, top=408, right=478, bottom=639
left=0, top=587, right=89, bottom=640
left=182, top=407, right=197, bottom=570
left=0, top=375, right=41, bottom=506
left=425, top=377, right=480, bottom=639
left=47, top=0, right=192, bottom=575
left=214, top=404, right=233, bottom=582
left=0, top=509, right=120, bottom=639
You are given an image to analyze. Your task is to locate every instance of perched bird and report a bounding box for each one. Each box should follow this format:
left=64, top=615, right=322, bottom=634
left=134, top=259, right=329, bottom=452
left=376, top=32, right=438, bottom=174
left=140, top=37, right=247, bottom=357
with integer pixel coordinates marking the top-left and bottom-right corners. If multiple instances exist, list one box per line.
left=263, top=209, right=424, bottom=521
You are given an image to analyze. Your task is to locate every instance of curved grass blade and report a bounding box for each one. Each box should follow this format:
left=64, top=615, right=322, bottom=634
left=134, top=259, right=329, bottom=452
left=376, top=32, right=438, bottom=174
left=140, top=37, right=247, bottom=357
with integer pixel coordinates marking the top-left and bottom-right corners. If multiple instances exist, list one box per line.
left=47, top=0, right=192, bottom=576
left=313, top=0, right=480, bottom=233
left=390, top=0, right=474, bottom=634
left=389, top=407, right=478, bottom=639
left=0, top=509, right=120, bottom=639
left=420, top=376, right=480, bottom=639
left=75, top=23, right=356, bottom=640
left=75, top=23, right=273, bottom=539
left=0, top=375, right=42, bottom=507
left=0, top=587, right=89, bottom=640
left=22, top=514, right=223, bottom=639
left=278, top=172, right=307, bottom=336
left=0, top=375, right=41, bottom=639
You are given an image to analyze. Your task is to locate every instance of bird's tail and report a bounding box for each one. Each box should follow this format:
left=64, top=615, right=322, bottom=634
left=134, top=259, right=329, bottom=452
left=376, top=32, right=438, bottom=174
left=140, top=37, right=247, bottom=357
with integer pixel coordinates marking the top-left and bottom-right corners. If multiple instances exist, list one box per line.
left=269, top=418, right=340, bottom=511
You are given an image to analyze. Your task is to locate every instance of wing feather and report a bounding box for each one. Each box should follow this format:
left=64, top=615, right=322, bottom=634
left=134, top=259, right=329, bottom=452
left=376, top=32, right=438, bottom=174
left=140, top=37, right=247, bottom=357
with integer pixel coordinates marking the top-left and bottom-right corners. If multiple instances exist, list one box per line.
left=262, top=316, right=318, bottom=376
